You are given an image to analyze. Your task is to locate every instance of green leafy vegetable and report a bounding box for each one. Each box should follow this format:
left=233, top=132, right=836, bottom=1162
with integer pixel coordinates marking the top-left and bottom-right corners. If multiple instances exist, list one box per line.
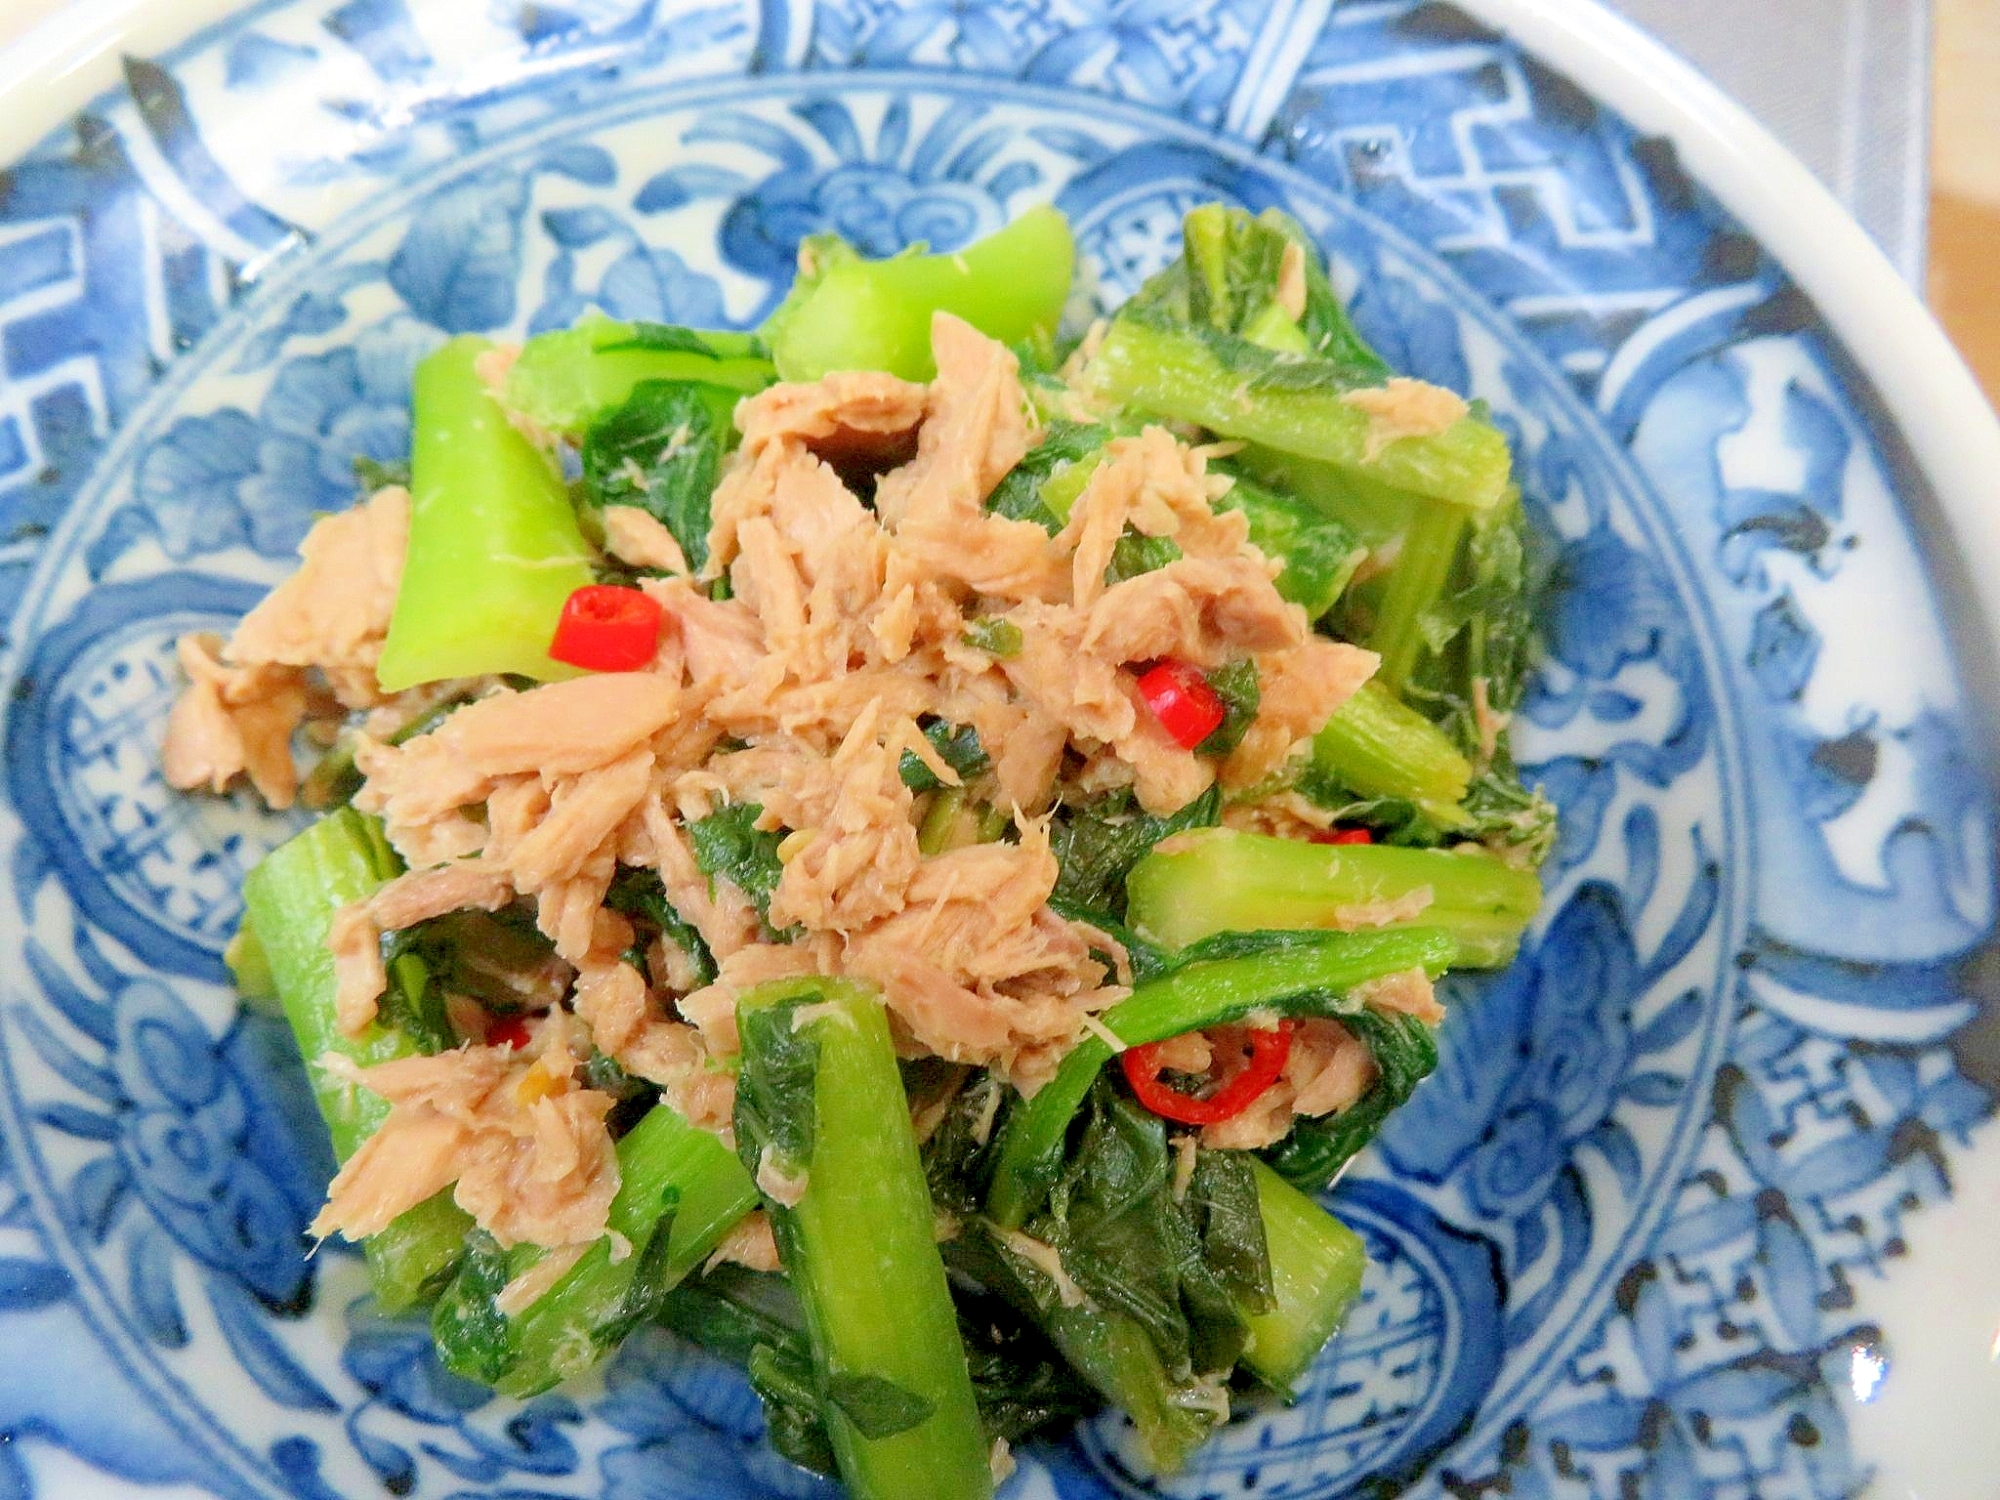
left=1124, top=826, right=1542, bottom=965
left=580, top=379, right=727, bottom=572
left=1263, top=1009, right=1440, bottom=1192
left=1215, top=469, right=1364, bottom=618
left=504, top=319, right=772, bottom=435
left=1082, top=308, right=1512, bottom=510
left=1103, top=530, right=1182, bottom=587
left=1030, top=1079, right=1255, bottom=1379
left=986, top=419, right=1109, bottom=529
left=690, top=803, right=789, bottom=930
left=961, top=618, right=1023, bottom=658
left=1194, top=659, right=1259, bottom=758
left=768, top=206, right=1075, bottom=384
left=605, top=866, right=717, bottom=987
left=898, top=720, right=990, bottom=794
left=1237, top=1160, right=1367, bottom=1393
left=735, top=979, right=993, bottom=1500
left=1050, top=784, right=1222, bottom=916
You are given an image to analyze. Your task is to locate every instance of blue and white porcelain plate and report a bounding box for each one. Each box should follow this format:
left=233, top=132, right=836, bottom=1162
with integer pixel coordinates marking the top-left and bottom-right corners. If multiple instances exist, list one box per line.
left=0, top=1, right=1996, bottom=1496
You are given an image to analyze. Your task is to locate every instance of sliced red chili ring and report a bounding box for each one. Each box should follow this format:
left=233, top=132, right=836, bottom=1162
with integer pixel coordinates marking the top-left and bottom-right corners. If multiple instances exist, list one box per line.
left=486, top=1015, right=532, bottom=1050
left=1309, top=827, right=1375, bottom=846
left=1135, top=659, right=1227, bottom=750
left=1119, top=1020, right=1295, bottom=1126
left=549, top=583, right=665, bottom=672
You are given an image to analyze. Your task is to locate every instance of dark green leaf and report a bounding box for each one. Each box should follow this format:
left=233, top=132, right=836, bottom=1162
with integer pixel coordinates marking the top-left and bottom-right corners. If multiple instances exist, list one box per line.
left=1104, top=530, right=1182, bottom=588
left=733, top=992, right=824, bottom=1179
left=1181, top=202, right=1288, bottom=336
left=823, top=1371, right=935, bottom=1440
left=922, top=1070, right=1007, bottom=1217
left=1263, top=1009, right=1440, bottom=1192
left=1051, top=784, right=1222, bottom=916
left=746, top=1342, right=838, bottom=1476
left=1194, top=659, right=1259, bottom=759
left=1184, top=1151, right=1272, bottom=1314
left=383, top=904, right=565, bottom=1015
left=986, top=419, right=1108, bottom=529
left=428, top=1230, right=516, bottom=1385
left=1032, top=1079, right=1252, bottom=1377
left=962, top=617, right=1024, bottom=658
left=606, top=867, right=718, bottom=987
left=581, top=379, right=727, bottom=571
left=689, top=803, right=788, bottom=929
left=898, top=720, right=989, bottom=793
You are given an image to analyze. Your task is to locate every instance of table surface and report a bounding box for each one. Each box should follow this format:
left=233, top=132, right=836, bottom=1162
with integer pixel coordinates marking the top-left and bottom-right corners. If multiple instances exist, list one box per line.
left=0, top=0, right=1936, bottom=279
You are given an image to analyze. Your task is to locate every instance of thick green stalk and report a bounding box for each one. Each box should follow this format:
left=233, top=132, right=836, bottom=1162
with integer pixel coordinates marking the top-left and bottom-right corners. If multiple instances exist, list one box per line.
left=1237, top=1161, right=1366, bottom=1394
left=503, top=320, right=772, bottom=435
left=367, top=1193, right=475, bottom=1314
left=1367, top=499, right=1470, bottom=695
left=949, top=1226, right=1220, bottom=1475
left=1217, top=472, right=1364, bottom=619
left=1312, top=680, right=1474, bottom=824
left=770, top=205, right=1075, bottom=382
left=375, top=336, right=596, bottom=691
left=241, top=809, right=474, bottom=1306
left=983, top=928, right=1456, bottom=1230
left=1124, top=827, right=1542, bottom=964
left=1081, top=312, right=1512, bottom=510
left=1237, top=444, right=1421, bottom=546
left=432, top=1101, right=759, bottom=1395
left=736, top=979, right=992, bottom=1500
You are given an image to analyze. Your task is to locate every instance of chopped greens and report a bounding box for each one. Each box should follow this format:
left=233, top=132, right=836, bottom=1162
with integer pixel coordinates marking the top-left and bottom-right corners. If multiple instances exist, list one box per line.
left=202, top=195, right=1557, bottom=1499
left=580, top=378, right=728, bottom=571
left=1051, top=784, right=1222, bottom=916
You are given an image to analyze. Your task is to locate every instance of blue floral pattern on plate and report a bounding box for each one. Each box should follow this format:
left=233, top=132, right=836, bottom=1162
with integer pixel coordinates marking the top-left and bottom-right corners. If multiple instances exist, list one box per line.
left=0, top=1, right=1990, bottom=1496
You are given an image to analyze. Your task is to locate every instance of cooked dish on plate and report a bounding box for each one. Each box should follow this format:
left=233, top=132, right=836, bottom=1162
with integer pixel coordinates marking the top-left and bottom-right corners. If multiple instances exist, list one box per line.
left=163, top=200, right=1552, bottom=1498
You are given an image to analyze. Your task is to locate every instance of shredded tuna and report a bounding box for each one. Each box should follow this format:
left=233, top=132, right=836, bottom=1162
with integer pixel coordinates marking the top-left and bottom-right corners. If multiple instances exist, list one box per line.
left=227, top=484, right=408, bottom=706
left=1342, top=378, right=1469, bottom=462
left=842, top=823, right=1123, bottom=1083
left=328, top=902, right=388, bottom=1037
left=706, top=1211, right=781, bottom=1274
left=756, top=1148, right=809, bottom=1207
left=495, top=1241, right=589, bottom=1317
left=311, top=1015, right=619, bottom=1249
left=1201, top=1018, right=1379, bottom=1150
left=733, top=370, right=926, bottom=463
left=997, top=1228, right=1086, bottom=1308
left=602, top=506, right=690, bottom=574
left=1353, top=965, right=1446, bottom=1025
left=368, top=860, right=515, bottom=934
left=161, top=634, right=309, bottom=808
left=1331, top=885, right=1434, bottom=932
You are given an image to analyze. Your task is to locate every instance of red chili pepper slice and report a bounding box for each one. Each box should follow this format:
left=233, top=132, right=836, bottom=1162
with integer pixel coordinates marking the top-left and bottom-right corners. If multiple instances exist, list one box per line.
left=549, top=584, right=665, bottom=672
left=1309, top=827, right=1375, bottom=846
left=486, top=1016, right=531, bottom=1050
left=1136, top=659, right=1226, bottom=750
left=1119, top=1021, right=1295, bottom=1126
